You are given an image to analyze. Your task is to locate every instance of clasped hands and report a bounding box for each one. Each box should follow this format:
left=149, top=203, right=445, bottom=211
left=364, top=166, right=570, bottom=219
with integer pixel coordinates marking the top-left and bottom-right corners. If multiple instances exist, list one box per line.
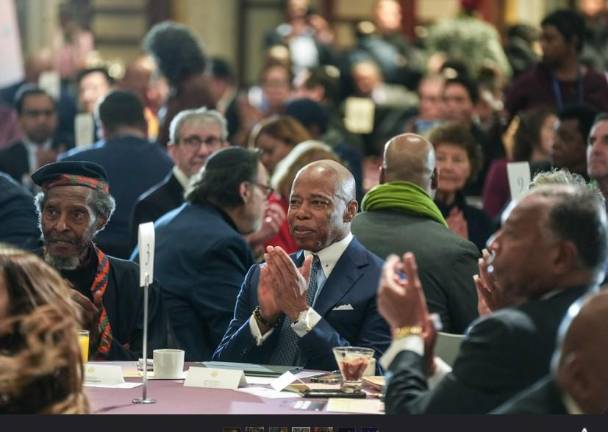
left=257, top=246, right=313, bottom=333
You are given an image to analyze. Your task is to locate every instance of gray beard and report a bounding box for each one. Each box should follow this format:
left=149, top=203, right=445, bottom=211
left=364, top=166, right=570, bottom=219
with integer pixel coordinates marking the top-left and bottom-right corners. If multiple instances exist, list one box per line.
left=44, top=251, right=80, bottom=270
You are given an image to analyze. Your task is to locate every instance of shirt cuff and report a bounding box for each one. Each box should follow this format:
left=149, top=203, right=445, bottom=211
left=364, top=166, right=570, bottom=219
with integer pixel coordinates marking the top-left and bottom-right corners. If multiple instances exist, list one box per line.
left=290, top=307, right=322, bottom=337
left=428, top=356, right=452, bottom=389
left=249, top=313, right=275, bottom=346
left=380, top=335, right=424, bottom=370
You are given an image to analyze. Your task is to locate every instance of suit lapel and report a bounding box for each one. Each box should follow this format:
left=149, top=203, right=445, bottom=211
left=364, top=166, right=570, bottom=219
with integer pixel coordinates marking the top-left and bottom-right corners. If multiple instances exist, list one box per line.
left=313, top=239, right=368, bottom=317
left=166, top=173, right=185, bottom=207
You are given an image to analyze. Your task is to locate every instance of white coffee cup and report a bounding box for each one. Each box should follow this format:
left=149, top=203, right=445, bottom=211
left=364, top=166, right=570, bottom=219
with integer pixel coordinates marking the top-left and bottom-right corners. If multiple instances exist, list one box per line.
left=153, top=349, right=185, bottom=379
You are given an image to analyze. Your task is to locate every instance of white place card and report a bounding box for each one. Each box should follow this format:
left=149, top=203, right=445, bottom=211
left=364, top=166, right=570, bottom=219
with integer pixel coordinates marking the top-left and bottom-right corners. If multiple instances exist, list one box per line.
left=507, top=161, right=531, bottom=201
left=138, top=222, right=155, bottom=287
left=38, top=71, right=61, bottom=100
left=270, top=371, right=297, bottom=391
left=325, top=398, right=384, bottom=414
left=84, top=364, right=125, bottom=386
left=237, top=387, right=300, bottom=399
left=75, top=113, right=95, bottom=148
left=344, top=97, right=375, bottom=134
left=184, top=367, right=246, bottom=390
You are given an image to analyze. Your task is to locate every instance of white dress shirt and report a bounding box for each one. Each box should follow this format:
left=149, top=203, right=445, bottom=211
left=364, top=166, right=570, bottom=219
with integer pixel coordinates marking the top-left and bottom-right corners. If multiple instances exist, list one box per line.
left=249, top=233, right=354, bottom=344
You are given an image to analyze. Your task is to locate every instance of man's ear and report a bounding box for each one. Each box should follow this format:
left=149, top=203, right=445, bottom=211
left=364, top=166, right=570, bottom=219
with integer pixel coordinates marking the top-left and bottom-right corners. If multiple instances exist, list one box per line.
left=553, top=240, right=579, bottom=274
left=343, top=200, right=358, bottom=223
left=239, top=181, right=250, bottom=203
left=431, top=168, right=438, bottom=190
left=167, top=142, right=177, bottom=160
left=379, top=165, right=385, bottom=184
left=559, top=353, right=592, bottom=409
left=95, top=215, right=108, bottom=232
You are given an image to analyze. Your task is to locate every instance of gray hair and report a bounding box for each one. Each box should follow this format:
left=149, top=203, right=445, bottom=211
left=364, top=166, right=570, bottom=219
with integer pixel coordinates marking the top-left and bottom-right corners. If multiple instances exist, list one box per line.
left=528, top=185, right=608, bottom=277
left=169, top=107, right=228, bottom=144
left=530, top=168, right=589, bottom=189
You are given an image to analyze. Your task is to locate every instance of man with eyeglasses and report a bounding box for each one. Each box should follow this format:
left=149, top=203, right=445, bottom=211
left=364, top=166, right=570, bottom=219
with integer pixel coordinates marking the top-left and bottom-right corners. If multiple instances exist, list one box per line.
left=0, top=85, right=65, bottom=187
left=131, top=107, right=228, bottom=250
left=60, top=90, right=173, bottom=258
left=137, top=147, right=270, bottom=361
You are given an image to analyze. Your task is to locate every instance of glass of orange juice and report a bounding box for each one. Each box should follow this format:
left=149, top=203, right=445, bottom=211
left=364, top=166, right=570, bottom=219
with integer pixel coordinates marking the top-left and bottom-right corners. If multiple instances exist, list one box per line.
left=79, top=330, right=90, bottom=363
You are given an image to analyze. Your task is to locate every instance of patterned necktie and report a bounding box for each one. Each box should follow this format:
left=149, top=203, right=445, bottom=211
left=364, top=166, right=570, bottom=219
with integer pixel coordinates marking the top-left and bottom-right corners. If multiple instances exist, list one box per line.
left=268, top=255, right=324, bottom=366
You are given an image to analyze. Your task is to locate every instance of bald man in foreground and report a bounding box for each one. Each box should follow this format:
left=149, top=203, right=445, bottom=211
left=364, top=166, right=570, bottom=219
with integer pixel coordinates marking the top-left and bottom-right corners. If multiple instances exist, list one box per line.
left=353, top=133, right=479, bottom=333
left=494, top=291, right=608, bottom=414
left=214, top=160, right=391, bottom=370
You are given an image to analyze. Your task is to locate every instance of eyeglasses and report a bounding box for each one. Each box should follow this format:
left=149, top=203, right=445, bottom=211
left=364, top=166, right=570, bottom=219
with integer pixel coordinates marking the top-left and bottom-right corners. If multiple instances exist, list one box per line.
left=22, top=109, right=55, bottom=118
left=180, top=135, right=224, bottom=150
left=249, top=182, right=273, bottom=198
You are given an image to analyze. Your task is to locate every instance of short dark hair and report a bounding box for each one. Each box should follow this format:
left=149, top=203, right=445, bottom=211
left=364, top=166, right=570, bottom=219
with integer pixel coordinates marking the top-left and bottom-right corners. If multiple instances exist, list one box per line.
left=591, top=112, right=608, bottom=131
left=444, top=77, right=479, bottom=104
left=541, top=9, right=586, bottom=53
left=208, top=57, right=235, bottom=83
left=14, top=84, right=55, bottom=115
left=97, top=90, right=146, bottom=134
left=143, top=21, right=207, bottom=88
left=429, top=121, right=483, bottom=182
left=186, top=147, right=260, bottom=209
left=558, top=104, right=598, bottom=142
left=536, top=186, right=608, bottom=274
left=303, top=66, right=340, bottom=105
left=76, top=67, right=113, bottom=86
left=284, top=98, right=329, bottom=136
left=513, top=108, right=555, bottom=162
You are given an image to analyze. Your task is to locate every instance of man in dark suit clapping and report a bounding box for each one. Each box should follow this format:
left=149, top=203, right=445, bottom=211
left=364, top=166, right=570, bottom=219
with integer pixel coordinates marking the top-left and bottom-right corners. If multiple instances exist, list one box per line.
left=379, top=183, right=607, bottom=413
left=214, top=160, right=391, bottom=371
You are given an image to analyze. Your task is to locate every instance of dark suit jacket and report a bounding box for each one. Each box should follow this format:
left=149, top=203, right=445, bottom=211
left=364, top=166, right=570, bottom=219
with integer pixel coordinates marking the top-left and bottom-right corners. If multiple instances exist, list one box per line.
left=213, top=238, right=391, bottom=371
left=130, top=172, right=184, bottom=251
left=384, top=285, right=592, bottom=414
left=0, top=139, right=65, bottom=185
left=492, top=375, right=569, bottom=414
left=53, top=248, right=169, bottom=361
left=60, top=135, right=173, bottom=258
left=353, top=209, right=479, bottom=334
left=146, top=203, right=255, bottom=361
left=0, top=172, right=40, bottom=250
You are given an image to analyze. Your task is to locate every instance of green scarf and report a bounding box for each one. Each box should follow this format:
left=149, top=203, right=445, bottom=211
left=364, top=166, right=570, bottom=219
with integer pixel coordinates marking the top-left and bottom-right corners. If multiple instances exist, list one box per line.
left=361, top=181, right=447, bottom=227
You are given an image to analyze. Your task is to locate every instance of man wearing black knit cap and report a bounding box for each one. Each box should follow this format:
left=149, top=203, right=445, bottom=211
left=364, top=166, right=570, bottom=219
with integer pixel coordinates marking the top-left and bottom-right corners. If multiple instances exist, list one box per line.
left=32, top=160, right=168, bottom=360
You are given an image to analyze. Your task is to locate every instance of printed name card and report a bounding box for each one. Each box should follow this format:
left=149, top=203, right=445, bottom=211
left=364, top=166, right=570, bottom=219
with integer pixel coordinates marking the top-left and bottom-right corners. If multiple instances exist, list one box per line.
left=507, top=161, right=531, bottom=201
left=344, top=97, right=375, bottom=134
left=84, top=364, right=124, bottom=386
left=75, top=113, right=95, bottom=148
left=38, top=71, right=60, bottom=100
left=138, top=222, right=155, bottom=286
left=184, top=367, right=247, bottom=390
left=270, top=371, right=297, bottom=391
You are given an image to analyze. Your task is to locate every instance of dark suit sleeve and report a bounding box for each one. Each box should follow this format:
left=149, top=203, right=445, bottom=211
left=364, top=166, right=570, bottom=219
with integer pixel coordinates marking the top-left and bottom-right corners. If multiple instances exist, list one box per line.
left=299, top=292, right=391, bottom=371
left=104, top=280, right=167, bottom=361
left=445, top=245, right=480, bottom=333
left=193, top=237, right=255, bottom=352
left=212, top=264, right=265, bottom=362
left=385, top=313, right=537, bottom=414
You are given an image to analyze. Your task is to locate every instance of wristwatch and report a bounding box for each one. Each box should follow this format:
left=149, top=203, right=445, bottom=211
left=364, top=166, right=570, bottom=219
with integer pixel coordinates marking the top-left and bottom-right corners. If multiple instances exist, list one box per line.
left=393, top=325, right=423, bottom=340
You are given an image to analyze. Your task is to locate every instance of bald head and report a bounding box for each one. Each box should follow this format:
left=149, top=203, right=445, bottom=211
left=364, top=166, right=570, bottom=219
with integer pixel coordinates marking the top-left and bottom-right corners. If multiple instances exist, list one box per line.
left=555, top=291, right=608, bottom=413
left=382, top=133, right=435, bottom=193
left=295, top=159, right=356, bottom=202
